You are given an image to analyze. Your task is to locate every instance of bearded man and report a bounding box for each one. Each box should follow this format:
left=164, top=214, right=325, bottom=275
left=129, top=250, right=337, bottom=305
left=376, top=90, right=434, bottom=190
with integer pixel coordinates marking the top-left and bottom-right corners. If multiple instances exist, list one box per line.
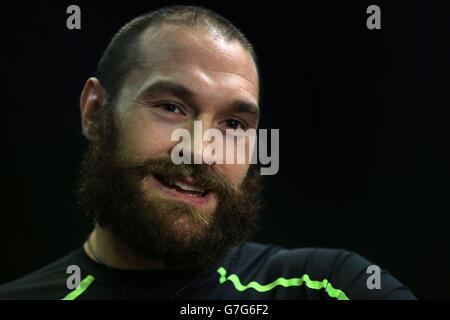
left=0, top=6, right=415, bottom=300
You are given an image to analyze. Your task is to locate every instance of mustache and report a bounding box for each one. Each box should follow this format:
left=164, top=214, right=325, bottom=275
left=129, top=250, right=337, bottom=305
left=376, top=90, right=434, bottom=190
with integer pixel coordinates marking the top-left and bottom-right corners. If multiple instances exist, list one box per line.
left=117, top=158, right=236, bottom=198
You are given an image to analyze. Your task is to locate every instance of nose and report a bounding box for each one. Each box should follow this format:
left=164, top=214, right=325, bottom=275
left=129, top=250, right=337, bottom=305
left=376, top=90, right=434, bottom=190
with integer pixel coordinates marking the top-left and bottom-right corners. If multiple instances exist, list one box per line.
left=185, top=117, right=217, bottom=166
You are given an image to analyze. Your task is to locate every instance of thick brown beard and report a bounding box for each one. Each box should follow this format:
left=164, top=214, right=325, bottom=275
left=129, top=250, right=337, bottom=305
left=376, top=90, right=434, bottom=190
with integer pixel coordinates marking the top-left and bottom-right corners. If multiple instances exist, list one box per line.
left=76, top=107, right=263, bottom=270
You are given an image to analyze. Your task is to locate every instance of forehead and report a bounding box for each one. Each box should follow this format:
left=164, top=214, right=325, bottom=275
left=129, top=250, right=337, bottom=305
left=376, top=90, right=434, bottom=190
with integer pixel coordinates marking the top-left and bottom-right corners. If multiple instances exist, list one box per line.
left=120, top=24, right=259, bottom=105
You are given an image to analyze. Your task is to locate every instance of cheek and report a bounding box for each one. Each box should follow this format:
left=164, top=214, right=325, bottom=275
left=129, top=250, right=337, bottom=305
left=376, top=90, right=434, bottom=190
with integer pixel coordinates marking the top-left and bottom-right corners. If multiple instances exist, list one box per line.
left=115, top=111, right=179, bottom=161
left=218, top=163, right=250, bottom=187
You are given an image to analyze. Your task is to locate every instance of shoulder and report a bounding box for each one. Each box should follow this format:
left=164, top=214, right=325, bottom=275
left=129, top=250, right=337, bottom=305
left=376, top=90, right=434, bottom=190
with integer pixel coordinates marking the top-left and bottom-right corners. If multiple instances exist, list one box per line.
left=225, top=242, right=416, bottom=300
left=0, top=249, right=81, bottom=300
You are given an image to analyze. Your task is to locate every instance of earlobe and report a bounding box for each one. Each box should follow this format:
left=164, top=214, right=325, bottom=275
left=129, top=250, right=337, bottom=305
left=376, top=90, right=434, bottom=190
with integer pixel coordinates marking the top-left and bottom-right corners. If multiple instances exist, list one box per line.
left=80, top=77, right=104, bottom=140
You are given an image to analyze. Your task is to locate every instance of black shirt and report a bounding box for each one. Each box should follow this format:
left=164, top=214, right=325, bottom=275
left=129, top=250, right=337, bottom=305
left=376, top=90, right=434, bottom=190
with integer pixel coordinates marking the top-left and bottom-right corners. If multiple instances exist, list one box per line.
left=0, top=242, right=416, bottom=300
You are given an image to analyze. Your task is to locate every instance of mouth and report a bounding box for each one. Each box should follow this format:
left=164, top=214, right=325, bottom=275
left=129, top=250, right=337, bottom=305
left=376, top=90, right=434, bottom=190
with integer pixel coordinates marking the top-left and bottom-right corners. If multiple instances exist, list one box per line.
left=154, top=174, right=209, bottom=196
left=151, top=173, right=214, bottom=206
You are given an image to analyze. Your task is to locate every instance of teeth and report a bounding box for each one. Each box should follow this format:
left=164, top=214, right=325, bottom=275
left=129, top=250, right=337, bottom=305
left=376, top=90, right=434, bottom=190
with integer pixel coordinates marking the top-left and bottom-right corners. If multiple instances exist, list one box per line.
left=173, top=180, right=205, bottom=193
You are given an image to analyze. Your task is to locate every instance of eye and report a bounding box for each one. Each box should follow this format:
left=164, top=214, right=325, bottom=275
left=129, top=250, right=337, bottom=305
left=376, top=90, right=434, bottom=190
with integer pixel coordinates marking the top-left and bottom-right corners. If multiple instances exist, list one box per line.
left=158, top=103, right=183, bottom=114
left=223, top=119, right=246, bottom=130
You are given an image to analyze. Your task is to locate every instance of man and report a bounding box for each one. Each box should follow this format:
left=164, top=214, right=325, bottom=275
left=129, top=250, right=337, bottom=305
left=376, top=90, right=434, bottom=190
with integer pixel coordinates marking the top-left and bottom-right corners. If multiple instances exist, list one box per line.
left=0, top=6, right=416, bottom=300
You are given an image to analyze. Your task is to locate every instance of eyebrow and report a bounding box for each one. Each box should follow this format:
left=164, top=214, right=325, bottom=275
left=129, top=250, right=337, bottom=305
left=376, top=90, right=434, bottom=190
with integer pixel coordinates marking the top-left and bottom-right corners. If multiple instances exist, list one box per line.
left=227, top=100, right=260, bottom=121
left=136, top=80, right=195, bottom=103
left=136, top=79, right=260, bottom=120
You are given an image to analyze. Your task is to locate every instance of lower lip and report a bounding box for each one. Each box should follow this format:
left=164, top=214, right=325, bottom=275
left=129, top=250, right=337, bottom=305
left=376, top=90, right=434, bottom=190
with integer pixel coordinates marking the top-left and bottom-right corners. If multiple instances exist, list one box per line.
left=149, top=175, right=215, bottom=207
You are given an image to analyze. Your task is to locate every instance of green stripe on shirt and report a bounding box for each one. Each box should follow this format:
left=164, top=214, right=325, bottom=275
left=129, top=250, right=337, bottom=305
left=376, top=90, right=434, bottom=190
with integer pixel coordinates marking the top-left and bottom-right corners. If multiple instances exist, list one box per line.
left=217, top=267, right=349, bottom=300
left=62, top=275, right=95, bottom=300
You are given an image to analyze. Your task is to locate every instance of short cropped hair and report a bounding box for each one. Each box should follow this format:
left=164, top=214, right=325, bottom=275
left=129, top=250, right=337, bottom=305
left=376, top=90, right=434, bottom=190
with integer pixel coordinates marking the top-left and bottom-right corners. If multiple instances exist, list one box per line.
left=96, top=5, right=258, bottom=106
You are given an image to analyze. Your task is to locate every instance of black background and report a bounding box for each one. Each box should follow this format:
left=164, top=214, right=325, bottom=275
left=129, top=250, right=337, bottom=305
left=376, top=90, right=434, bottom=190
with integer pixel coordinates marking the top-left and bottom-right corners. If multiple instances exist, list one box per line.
left=1, top=0, right=449, bottom=299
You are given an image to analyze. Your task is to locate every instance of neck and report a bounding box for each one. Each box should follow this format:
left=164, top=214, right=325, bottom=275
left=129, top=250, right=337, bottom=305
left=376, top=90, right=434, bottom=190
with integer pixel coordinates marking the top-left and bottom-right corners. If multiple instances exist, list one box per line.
left=83, top=225, right=168, bottom=270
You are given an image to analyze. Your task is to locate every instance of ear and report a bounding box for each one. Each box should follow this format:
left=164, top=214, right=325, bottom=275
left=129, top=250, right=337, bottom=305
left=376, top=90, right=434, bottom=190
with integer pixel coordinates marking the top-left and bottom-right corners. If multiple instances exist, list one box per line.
left=80, top=77, right=105, bottom=141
